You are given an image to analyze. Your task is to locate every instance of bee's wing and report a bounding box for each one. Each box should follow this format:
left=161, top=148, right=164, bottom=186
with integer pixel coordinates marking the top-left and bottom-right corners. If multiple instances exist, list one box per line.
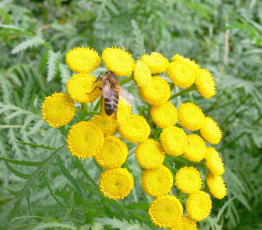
left=102, top=81, right=111, bottom=98
left=120, top=87, right=134, bottom=106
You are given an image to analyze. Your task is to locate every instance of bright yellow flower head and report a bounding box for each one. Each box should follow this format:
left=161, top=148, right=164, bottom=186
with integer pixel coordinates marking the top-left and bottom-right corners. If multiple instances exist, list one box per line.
left=195, top=69, right=216, bottom=99
left=171, top=54, right=200, bottom=71
left=205, top=147, right=225, bottom=176
left=141, top=52, right=169, bottom=74
left=149, top=195, right=183, bottom=228
left=94, top=135, right=128, bottom=169
left=160, top=126, right=187, bottom=156
left=41, top=93, right=75, bottom=128
left=141, top=165, right=173, bottom=197
left=99, top=168, right=134, bottom=200
left=133, top=61, right=152, bottom=87
left=102, top=47, right=135, bottom=76
left=150, top=102, right=178, bottom=128
left=200, top=117, right=222, bottom=144
left=135, top=139, right=165, bottom=169
left=178, top=102, right=205, bottom=131
left=206, top=173, right=227, bottom=200
left=65, top=47, right=101, bottom=74
left=116, top=99, right=132, bottom=123
left=139, top=76, right=170, bottom=105
left=66, top=121, right=104, bottom=159
left=175, top=166, right=202, bottom=194
left=90, top=115, right=118, bottom=136
left=184, top=134, right=206, bottom=162
left=66, top=74, right=101, bottom=103
left=118, top=115, right=150, bottom=143
left=169, top=216, right=197, bottom=230
left=186, top=191, right=212, bottom=222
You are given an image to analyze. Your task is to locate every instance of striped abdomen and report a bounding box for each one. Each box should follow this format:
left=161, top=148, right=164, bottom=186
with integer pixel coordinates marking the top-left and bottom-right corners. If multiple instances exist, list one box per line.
left=104, top=89, right=119, bottom=115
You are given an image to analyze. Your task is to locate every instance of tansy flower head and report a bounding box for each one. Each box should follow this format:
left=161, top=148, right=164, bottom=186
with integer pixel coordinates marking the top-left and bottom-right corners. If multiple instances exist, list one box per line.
left=149, top=195, right=183, bottom=228
left=206, top=173, right=227, bottom=200
left=99, top=168, right=134, bottom=200
left=139, top=76, right=170, bottom=105
left=184, top=134, right=206, bottom=162
left=160, top=126, right=187, bottom=156
left=195, top=69, right=216, bottom=99
left=94, top=135, right=128, bottom=169
left=171, top=54, right=200, bottom=71
left=90, top=115, right=118, bottom=136
left=205, top=147, right=225, bottom=176
left=66, top=74, right=101, bottom=103
left=186, top=191, right=212, bottom=222
left=66, top=121, right=104, bottom=159
left=178, top=102, right=205, bottom=131
left=169, top=216, right=197, bottom=230
left=141, top=52, right=169, bottom=74
left=41, top=93, right=75, bottom=128
left=141, top=165, right=173, bottom=197
left=150, top=102, right=178, bottom=128
left=116, top=99, right=132, bottom=123
left=102, top=47, right=135, bottom=76
left=175, top=166, right=202, bottom=194
left=133, top=61, right=152, bottom=87
left=65, top=47, right=101, bottom=73
left=200, top=117, right=222, bottom=144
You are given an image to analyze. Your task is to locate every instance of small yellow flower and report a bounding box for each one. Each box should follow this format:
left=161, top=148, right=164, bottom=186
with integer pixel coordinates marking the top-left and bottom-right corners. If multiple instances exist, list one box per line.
left=99, top=168, right=134, bottom=200
left=41, top=93, right=75, bottom=128
left=178, top=102, right=205, bottom=131
left=90, top=115, right=118, bottom=136
left=66, top=74, right=101, bottom=103
left=94, top=135, right=128, bottom=169
left=206, top=173, right=227, bottom=200
left=66, top=121, right=104, bottom=159
left=141, top=165, right=173, bottom=197
left=160, top=126, right=187, bottom=156
left=184, top=134, right=206, bottom=162
left=141, top=52, right=169, bottom=74
left=118, top=115, right=150, bottom=143
left=200, top=117, right=222, bottom=144
left=205, top=147, right=225, bottom=176
left=139, top=76, right=170, bottom=105
left=169, top=216, right=197, bottom=230
left=149, top=195, right=183, bottom=228
left=150, top=102, right=178, bottom=128
left=175, top=166, right=202, bottom=194
left=65, top=47, right=101, bottom=73
left=133, top=61, right=152, bottom=87
left=102, top=47, right=135, bottom=76
left=186, top=191, right=212, bottom=222
left=171, top=54, right=200, bottom=71
left=116, top=99, right=132, bottom=123
left=195, top=69, right=216, bottom=99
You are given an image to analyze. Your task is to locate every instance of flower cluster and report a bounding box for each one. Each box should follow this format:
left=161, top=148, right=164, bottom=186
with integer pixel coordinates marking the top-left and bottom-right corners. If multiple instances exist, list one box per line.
left=41, top=46, right=227, bottom=229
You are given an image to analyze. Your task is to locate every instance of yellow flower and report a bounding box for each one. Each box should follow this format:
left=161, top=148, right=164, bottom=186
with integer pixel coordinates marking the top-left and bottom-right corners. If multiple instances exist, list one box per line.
left=94, top=135, right=128, bottom=169
left=90, top=115, right=118, bottom=136
left=141, top=165, right=173, bottom=197
left=206, top=173, right=227, bottom=200
left=66, top=74, right=101, bottom=103
left=200, top=117, right=222, bottom=144
left=169, top=216, right=197, bottom=230
left=195, top=69, right=216, bottom=99
left=160, top=126, right=187, bottom=156
left=65, top=47, right=101, bottom=73
left=102, top=47, right=135, bottom=76
left=175, top=166, right=202, bottom=194
left=178, top=102, right=205, bottom=131
left=133, top=61, right=152, bottom=87
left=135, top=139, right=165, bottom=169
left=150, top=102, right=178, bottom=128
left=66, top=121, right=104, bottom=159
left=41, top=93, right=75, bottom=128
left=171, top=54, right=200, bottom=71
left=141, top=52, right=169, bottom=74
left=116, top=99, right=132, bottom=123
left=99, top=168, right=134, bottom=200
left=205, top=147, right=225, bottom=176
left=184, top=134, right=206, bottom=162
left=186, top=191, right=212, bottom=222
left=118, top=115, right=150, bottom=143
left=149, top=195, right=183, bottom=228
left=139, top=76, right=170, bottom=105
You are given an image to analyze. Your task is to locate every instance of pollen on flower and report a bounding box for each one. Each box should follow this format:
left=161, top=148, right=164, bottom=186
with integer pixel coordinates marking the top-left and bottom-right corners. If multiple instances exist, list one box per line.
left=133, top=61, right=152, bottom=87
left=200, top=117, right=222, bottom=144
left=141, top=52, right=169, bottom=74
left=184, top=134, right=206, bottom=162
left=90, top=115, right=118, bottom=136
left=195, top=69, right=216, bottom=99
left=169, top=216, right=197, bottom=230
left=206, top=173, right=227, bottom=200
left=205, top=147, right=225, bottom=176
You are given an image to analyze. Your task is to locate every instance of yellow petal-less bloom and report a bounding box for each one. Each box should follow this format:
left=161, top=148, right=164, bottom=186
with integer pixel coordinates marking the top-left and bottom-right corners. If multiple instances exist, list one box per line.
left=116, top=99, right=132, bottom=123
left=184, top=134, right=206, bottom=162
left=94, top=135, right=128, bottom=169
left=169, top=216, right=197, bottom=230
left=205, top=147, right=225, bottom=176
left=66, top=121, right=104, bottom=159
left=90, top=115, right=118, bottom=136
left=102, top=47, right=135, bottom=76
left=149, top=195, right=183, bottom=228
left=206, top=173, right=227, bottom=199
left=118, top=115, right=150, bottom=143
left=150, top=102, right=178, bottom=128
left=195, top=69, right=216, bottom=99
left=41, top=93, right=75, bottom=128
left=178, top=102, right=205, bottom=131
left=133, top=61, right=152, bottom=87
left=200, top=117, right=222, bottom=145
left=141, top=165, right=173, bottom=197
left=171, top=54, right=200, bottom=71
left=186, top=191, right=212, bottom=222
left=65, top=47, right=101, bottom=73
left=160, top=126, right=187, bottom=156
left=99, top=168, right=134, bottom=200
left=141, top=52, right=169, bottom=74
left=139, top=76, right=170, bottom=105
left=66, top=74, right=101, bottom=103
left=135, top=139, right=165, bottom=169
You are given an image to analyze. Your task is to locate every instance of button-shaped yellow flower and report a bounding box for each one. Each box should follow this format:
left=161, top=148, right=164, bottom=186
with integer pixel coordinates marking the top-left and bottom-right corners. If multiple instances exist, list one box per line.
left=200, top=117, right=222, bottom=144
left=90, top=115, right=118, bottom=136
left=184, top=134, right=206, bottom=162
left=141, top=52, right=169, bottom=74
left=206, top=173, right=227, bottom=200
left=116, top=99, right=132, bottom=123
left=169, top=216, right=197, bottom=230
left=171, top=54, right=200, bottom=71
left=205, top=147, right=225, bottom=176
left=133, top=61, right=152, bottom=87
left=195, top=69, right=216, bottom=99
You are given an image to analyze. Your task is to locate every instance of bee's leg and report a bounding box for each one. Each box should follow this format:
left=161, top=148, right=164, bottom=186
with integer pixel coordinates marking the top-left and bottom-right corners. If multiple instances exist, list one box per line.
left=86, top=86, right=102, bottom=94
left=94, top=75, right=102, bottom=83
left=114, top=111, right=118, bottom=121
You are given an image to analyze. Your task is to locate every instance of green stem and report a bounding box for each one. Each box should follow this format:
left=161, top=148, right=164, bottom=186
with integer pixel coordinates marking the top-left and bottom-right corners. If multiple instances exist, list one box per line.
left=169, top=84, right=197, bottom=100
left=81, top=103, right=90, bottom=113
left=120, top=76, right=134, bottom=85
left=153, top=128, right=162, bottom=140
left=170, top=83, right=175, bottom=91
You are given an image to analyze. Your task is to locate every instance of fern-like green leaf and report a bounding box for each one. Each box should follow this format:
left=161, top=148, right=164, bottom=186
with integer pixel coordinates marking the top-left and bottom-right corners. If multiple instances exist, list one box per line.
left=47, top=50, right=61, bottom=81
left=131, top=20, right=146, bottom=58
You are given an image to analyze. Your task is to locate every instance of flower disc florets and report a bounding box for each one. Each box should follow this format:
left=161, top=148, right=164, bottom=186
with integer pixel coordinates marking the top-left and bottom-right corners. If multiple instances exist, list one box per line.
left=206, top=173, right=227, bottom=199
left=200, top=117, right=222, bottom=144
left=169, top=216, right=197, bottom=230
left=195, top=69, right=216, bottom=99
left=133, top=60, right=152, bottom=87
left=205, top=147, right=225, bottom=176
left=141, top=52, right=169, bottom=74
left=90, top=115, right=118, bottom=136
left=184, top=134, right=206, bottom=162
